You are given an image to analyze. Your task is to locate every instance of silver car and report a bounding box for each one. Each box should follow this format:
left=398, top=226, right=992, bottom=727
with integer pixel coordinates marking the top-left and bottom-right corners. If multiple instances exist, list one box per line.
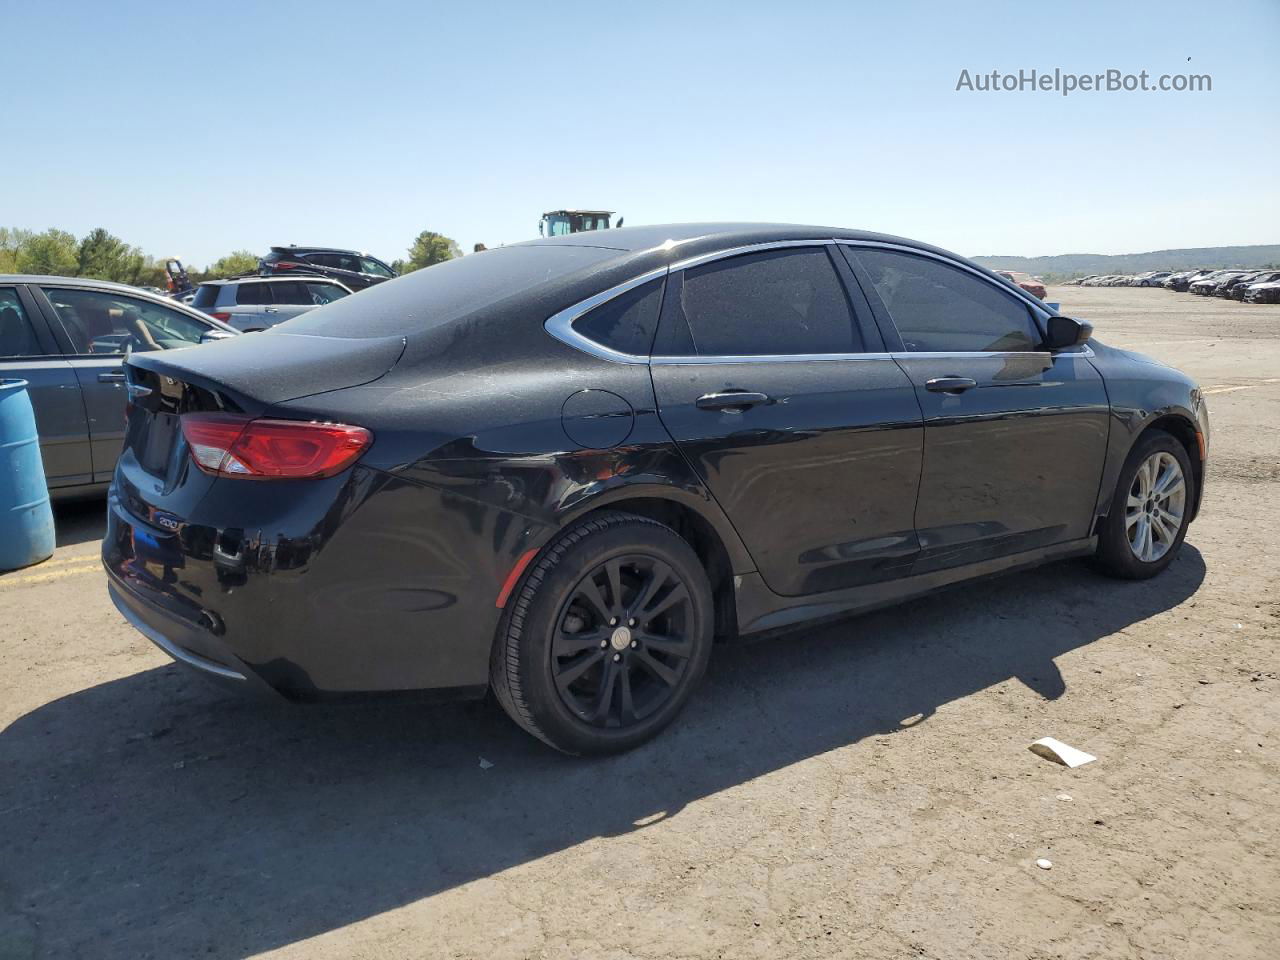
left=0, top=275, right=237, bottom=498
left=190, top=276, right=353, bottom=332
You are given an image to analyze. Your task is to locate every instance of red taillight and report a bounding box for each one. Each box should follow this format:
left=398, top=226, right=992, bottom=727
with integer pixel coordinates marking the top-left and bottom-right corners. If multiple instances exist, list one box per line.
left=211, top=312, right=232, bottom=322
left=180, top=414, right=372, bottom=480
left=272, top=261, right=297, bottom=270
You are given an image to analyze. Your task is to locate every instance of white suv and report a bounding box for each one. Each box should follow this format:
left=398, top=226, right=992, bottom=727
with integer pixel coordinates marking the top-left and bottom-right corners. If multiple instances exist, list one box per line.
left=191, top=276, right=353, bottom=331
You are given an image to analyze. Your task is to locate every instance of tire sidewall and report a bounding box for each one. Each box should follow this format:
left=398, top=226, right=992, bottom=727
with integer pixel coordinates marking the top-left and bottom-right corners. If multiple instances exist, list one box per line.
left=1100, top=431, right=1195, bottom=578
left=511, top=520, right=714, bottom=755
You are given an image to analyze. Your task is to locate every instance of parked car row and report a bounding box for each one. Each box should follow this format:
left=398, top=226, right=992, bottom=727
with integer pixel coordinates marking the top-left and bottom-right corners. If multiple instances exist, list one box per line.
left=1066, top=271, right=1173, bottom=287
left=1065, top=269, right=1280, bottom=303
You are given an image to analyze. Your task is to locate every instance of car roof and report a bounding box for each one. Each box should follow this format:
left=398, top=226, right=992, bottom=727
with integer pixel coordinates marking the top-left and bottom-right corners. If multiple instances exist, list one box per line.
left=202, top=275, right=348, bottom=286
left=516, top=221, right=966, bottom=260
left=269, top=245, right=375, bottom=256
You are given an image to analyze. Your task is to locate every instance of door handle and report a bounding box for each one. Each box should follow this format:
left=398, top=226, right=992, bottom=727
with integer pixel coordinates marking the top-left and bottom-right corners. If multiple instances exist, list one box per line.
left=695, top=390, right=770, bottom=411
left=925, top=376, right=977, bottom=394
left=98, top=371, right=126, bottom=383
left=264, top=307, right=279, bottom=313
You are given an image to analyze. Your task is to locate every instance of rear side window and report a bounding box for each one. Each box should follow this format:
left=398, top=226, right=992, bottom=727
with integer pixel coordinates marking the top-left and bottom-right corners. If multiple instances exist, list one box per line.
left=571, top=277, right=663, bottom=356
left=0, top=289, right=44, bottom=357
left=853, top=248, right=1042, bottom=353
left=359, top=257, right=394, bottom=278
left=191, top=284, right=221, bottom=309
left=234, top=283, right=274, bottom=305
left=266, top=282, right=308, bottom=305
left=676, top=247, right=863, bottom=356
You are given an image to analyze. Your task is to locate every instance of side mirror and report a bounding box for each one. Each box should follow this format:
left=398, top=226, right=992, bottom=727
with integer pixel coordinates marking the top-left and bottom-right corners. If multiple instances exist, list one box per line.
left=200, top=329, right=235, bottom=343
left=1042, top=315, right=1092, bottom=350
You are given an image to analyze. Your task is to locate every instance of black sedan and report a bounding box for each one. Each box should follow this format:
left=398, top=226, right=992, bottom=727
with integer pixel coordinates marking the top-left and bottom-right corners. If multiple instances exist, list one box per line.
left=104, top=224, right=1209, bottom=754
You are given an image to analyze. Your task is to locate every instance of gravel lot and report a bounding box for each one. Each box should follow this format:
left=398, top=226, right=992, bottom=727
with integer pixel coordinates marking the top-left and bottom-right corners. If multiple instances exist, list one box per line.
left=1, top=285, right=1276, bottom=960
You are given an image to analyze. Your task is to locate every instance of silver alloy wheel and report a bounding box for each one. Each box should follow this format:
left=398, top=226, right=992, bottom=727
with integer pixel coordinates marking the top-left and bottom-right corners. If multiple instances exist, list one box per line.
left=1126, top=451, right=1186, bottom=563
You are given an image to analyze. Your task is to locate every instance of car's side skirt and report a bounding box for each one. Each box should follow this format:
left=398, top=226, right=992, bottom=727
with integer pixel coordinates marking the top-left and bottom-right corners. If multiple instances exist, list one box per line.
left=733, top=536, right=1098, bottom=637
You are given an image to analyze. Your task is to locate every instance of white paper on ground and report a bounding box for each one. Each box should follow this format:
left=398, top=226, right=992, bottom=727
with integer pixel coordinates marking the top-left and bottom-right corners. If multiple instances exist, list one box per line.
left=1029, top=737, right=1097, bottom=768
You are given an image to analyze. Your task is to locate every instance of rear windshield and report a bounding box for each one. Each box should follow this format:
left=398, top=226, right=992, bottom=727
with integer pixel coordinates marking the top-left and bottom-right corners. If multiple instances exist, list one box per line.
left=276, top=244, right=621, bottom=339
left=191, top=284, right=221, bottom=309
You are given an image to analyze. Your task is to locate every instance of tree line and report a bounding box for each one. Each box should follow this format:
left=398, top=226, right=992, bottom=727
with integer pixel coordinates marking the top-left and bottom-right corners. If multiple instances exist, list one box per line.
left=1, top=227, right=463, bottom=289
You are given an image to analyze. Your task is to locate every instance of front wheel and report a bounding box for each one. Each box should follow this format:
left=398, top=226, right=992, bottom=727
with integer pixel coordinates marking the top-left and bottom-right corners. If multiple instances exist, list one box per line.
left=490, top=512, right=714, bottom=755
left=1094, top=430, right=1194, bottom=579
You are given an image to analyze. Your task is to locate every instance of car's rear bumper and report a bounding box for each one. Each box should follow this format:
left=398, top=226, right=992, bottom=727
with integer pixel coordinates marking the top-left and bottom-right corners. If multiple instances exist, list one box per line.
left=103, top=466, right=525, bottom=700
left=107, top=573, right=281, bottom=698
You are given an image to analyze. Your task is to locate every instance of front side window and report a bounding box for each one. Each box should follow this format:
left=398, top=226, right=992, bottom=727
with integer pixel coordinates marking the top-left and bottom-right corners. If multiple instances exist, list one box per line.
left=853, top=248, right=1042, bottom=353
left=46, top=289, right=207, bottom=353
left=676, top=247, right=863, bottom=356
left=0, top=289, right=44, bottom=358
left=359, top=257, right=394, bottom=278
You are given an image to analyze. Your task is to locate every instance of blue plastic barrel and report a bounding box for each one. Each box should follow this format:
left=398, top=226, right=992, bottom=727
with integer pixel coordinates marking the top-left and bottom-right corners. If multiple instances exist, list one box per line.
left=0, top=379, right=56, bottom=571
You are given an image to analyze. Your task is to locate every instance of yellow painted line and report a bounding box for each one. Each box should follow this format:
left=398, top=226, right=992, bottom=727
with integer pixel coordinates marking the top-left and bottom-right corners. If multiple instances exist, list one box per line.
left=0, top=559, right=102, bottom=588
left=27, top=550, right=102, bottom=569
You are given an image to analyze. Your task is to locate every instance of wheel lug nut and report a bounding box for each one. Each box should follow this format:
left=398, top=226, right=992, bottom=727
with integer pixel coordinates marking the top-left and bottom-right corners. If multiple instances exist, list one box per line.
left=609, top=617, right=618, bottom=626
left=630, top=640, right=638, bottom=649
left=599, top=639, right=608, bottom=648
left=612, top=653, right=622, bottom=662
left=628, top=618, right=636, bottom=627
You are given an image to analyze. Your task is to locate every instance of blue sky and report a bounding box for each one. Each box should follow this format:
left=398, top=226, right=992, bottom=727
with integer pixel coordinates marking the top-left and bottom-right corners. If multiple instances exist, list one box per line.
left=2, top=0, right=1276, bottom=266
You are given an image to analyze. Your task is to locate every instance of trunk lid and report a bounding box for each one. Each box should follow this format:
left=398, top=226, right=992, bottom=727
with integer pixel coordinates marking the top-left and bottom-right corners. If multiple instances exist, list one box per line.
left=116, top=332, right=403, bottom=514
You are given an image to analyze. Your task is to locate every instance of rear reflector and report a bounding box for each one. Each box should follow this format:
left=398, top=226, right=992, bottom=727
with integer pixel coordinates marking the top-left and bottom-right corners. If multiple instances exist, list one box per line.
left=211, top=312, right=232, bottom=322
left=180, top=413, right=372, bottom=479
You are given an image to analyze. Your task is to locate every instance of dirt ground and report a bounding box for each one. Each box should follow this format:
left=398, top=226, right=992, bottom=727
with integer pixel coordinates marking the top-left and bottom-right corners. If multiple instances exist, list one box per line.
left=1, top=286, right=1276, bottom=960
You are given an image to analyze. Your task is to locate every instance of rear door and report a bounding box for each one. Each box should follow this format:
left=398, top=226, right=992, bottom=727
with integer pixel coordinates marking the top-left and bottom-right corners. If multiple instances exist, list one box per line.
left=843, top=244, right=1110, bottom=572
left=650, top=242, right=924, bottom=596
left=227, top=281, right=278, bottom=330
left=0, top=284, right=93, bottom=488
left=35, top=286, right=212, bottom=482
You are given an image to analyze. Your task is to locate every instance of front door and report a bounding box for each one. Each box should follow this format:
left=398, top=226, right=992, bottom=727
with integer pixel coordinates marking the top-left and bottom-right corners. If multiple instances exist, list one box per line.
left=0, top=285, right=93, bottom=488
left=36, top=286, right=211, bottom=482
left=846, top=245, right=1110, bottom=572
left=650, top=243, right=925, bottom=597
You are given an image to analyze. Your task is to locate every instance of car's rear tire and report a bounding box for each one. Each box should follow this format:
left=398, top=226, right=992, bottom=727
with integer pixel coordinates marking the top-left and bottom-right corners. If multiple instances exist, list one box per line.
left=490, top=512, right=714, bottom=755
left=1094, top=430, right=1195, bottom=580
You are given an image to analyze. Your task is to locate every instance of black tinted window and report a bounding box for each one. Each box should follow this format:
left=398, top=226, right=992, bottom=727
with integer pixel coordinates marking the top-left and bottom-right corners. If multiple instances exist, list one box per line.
left=0, top=289, right=43, bottom=357
left=854, top=249, right=1041, bottom=353
left=266, top=282, right=309, bottom=305
left=678, top=248, right=862, bottom=356
left=235, top=283, right=274, bottom=305
left=572, top=278, right=663, bottom=356
left=192, top=284, right=221, bottom=309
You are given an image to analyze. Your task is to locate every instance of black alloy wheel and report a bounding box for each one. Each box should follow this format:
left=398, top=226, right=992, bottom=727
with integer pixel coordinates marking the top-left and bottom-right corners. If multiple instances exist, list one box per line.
left=490, top=513, right=714, bottom=755
left=552, top=554, right=695, bottom=727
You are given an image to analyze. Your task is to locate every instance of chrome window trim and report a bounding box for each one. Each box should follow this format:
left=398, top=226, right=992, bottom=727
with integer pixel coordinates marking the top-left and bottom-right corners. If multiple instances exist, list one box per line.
left=835, top=238, right=1055, bottom=321
left=543, top=237, right=1083, bottom=366
left=666, top=238, right=834, bottom=274
left=651, top=352, right=895, bottom=366
left=543, top=266, right=669, bottom=365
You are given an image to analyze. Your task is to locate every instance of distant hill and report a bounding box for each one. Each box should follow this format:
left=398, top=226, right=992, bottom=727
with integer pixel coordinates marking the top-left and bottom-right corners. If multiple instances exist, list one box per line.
left=973, top=245, right=1280, bottom=281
